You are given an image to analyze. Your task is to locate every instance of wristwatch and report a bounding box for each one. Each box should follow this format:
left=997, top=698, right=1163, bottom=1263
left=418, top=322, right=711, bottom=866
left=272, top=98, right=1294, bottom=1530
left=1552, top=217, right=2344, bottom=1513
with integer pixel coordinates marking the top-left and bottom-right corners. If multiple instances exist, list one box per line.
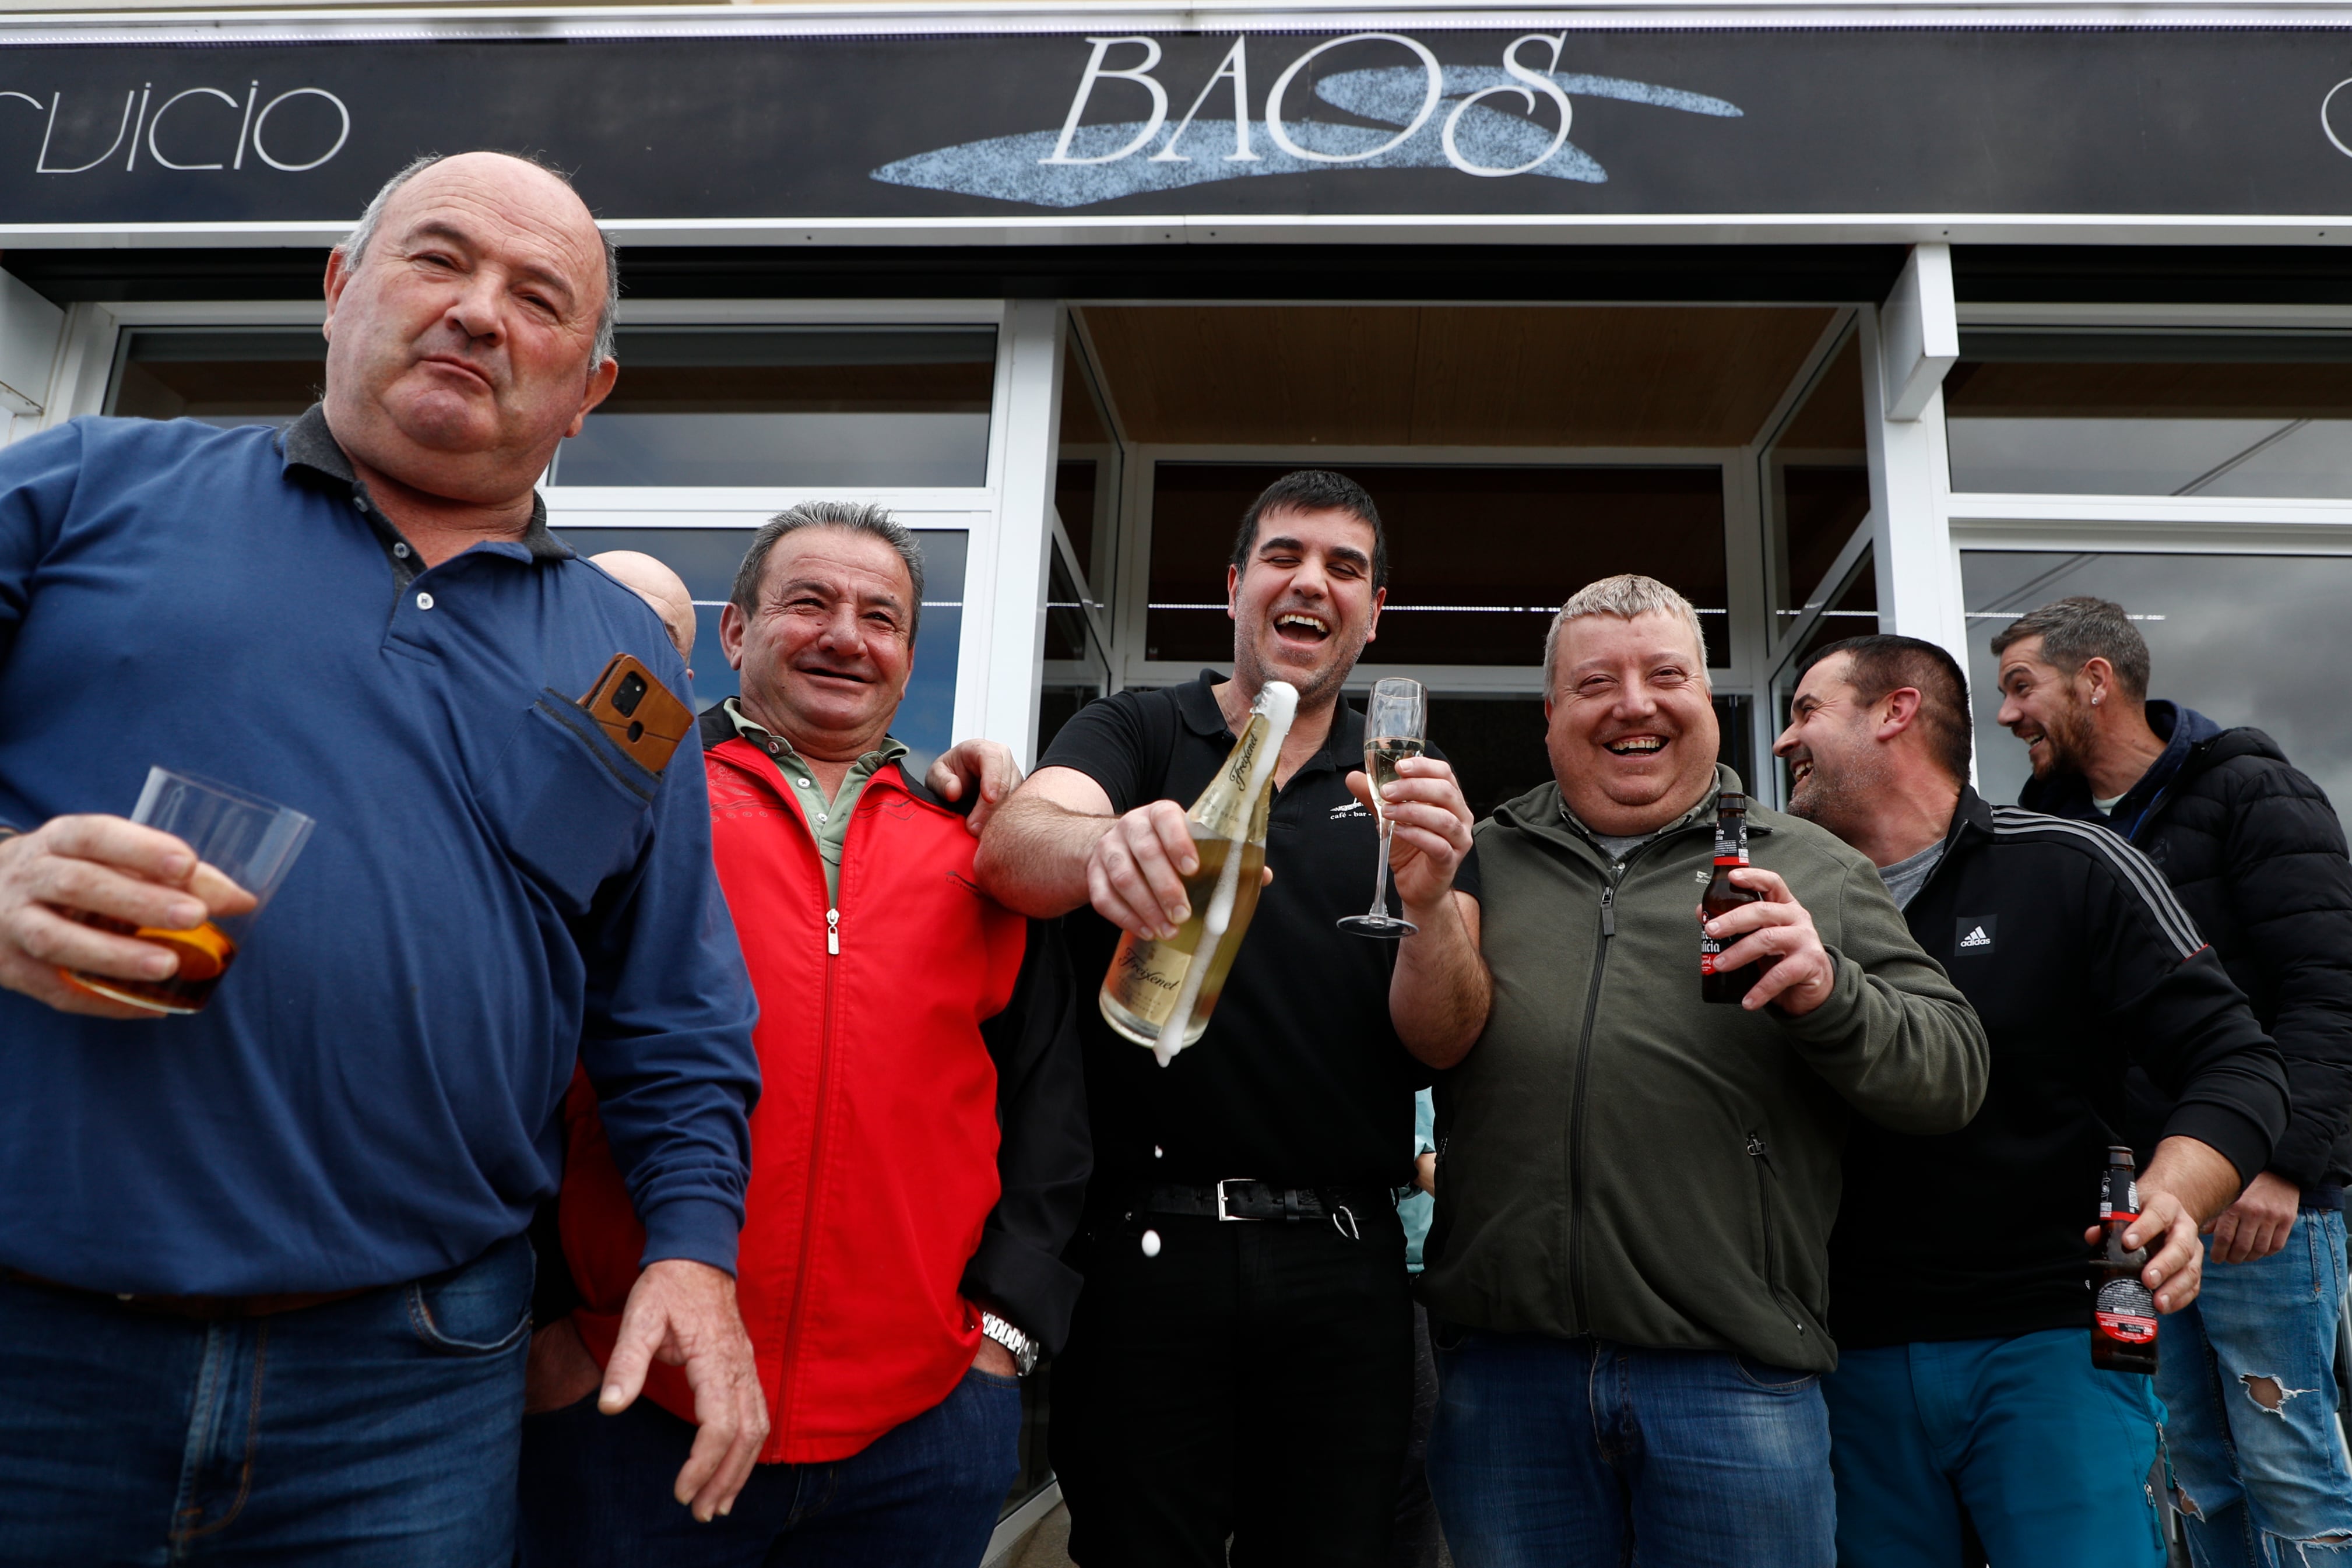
left=979, top=1311, right=1039, bottom=1376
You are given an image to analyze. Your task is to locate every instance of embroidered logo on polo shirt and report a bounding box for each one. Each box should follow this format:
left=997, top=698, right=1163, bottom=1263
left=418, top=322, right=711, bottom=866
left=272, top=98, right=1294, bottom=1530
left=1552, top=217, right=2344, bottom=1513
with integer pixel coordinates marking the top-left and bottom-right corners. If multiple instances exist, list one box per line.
left=1956, top=917, right=1997, bottom=955
left=1330, top=800, right=1370, bottom=820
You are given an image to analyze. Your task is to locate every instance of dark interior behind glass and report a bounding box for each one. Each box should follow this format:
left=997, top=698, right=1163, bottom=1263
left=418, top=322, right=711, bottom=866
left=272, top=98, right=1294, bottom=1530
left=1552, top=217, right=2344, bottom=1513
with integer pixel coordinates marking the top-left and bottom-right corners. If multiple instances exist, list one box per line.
left=107, top=329, right=326, bottom=427
left=1764, top=329, right=1870, bottom=630
left=1146, top=463, right=1730, bottom=669
left=1432, top=694, right=1755, bottom=821
left=551, top=328, right=996, bottom=488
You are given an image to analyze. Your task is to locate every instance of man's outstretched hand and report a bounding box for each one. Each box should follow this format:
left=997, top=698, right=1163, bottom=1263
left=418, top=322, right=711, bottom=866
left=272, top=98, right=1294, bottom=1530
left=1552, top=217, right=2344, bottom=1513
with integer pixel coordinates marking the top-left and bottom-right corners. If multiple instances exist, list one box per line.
left=2210, top=1170, right=2300, bottom=1264
left=600, top=1258, right=769, bottom=1521
left=927, top=740, right=1024, bottom=838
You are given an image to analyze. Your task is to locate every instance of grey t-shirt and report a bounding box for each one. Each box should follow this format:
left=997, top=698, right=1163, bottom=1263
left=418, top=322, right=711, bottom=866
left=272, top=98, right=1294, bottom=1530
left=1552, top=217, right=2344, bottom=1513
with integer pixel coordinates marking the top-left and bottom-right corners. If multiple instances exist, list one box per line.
left=1876, top=839, right=1948, bottom=910
left=1564, top=792, right=1714, bottom=866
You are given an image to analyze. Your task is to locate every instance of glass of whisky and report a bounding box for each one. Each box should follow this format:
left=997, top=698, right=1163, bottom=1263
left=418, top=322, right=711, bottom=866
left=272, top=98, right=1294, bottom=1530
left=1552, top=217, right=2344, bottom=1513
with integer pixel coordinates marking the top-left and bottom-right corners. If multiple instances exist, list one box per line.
left=59, top=767, right=315, bottom=1015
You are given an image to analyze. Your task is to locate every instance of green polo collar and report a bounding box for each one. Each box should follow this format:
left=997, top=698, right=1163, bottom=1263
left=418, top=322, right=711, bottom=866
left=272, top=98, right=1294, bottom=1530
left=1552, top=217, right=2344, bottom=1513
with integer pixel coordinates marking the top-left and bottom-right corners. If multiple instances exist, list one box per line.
left=723, top=697, right=909, bottom=905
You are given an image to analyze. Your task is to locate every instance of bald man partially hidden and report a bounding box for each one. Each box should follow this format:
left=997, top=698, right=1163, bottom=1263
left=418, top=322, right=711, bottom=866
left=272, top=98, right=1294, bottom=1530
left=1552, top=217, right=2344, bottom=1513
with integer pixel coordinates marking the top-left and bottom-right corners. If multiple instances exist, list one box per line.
left=593, top=549, right=698, bottom=669
left=0, top=153, right=766, bottom=1564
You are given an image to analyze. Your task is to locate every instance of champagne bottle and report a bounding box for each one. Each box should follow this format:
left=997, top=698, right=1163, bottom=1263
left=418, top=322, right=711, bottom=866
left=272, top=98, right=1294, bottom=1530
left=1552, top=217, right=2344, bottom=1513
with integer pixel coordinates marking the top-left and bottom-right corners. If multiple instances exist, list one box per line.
left=1100, top=681, right=1299, bottom=1065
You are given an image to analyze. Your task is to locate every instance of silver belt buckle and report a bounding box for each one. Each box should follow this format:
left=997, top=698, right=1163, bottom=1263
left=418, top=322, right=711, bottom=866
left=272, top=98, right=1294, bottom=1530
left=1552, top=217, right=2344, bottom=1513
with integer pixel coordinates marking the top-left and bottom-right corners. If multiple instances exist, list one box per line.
left=1215, top=1178, right=1261, bottom=1222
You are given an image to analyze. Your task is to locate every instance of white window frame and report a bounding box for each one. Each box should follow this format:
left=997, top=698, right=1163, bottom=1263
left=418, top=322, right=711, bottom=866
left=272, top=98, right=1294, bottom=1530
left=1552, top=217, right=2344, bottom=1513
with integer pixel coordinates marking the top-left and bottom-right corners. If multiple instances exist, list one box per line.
left=1907, top=298, right=2352, bottom=785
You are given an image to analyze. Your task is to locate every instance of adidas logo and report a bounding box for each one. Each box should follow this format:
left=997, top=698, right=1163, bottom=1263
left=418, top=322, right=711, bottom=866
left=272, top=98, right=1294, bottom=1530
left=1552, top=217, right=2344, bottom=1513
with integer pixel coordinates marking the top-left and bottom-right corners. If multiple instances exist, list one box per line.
left=1954, top=916, right=1997, bottom=954
left=1960, top=926, right=1991, bottom=947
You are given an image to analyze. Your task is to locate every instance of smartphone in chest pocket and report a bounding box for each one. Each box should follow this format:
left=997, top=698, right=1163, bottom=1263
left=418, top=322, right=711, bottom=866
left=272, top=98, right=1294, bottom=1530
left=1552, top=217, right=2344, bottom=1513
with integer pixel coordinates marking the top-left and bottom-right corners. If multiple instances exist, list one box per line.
left=578, top=653, right=692, bottom=776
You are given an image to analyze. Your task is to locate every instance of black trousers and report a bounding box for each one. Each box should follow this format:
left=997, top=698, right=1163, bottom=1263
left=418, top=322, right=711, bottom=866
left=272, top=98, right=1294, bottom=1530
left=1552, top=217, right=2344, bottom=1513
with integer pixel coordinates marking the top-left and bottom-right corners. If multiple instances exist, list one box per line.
left=1052, top=1201, right=1414, bottom=1568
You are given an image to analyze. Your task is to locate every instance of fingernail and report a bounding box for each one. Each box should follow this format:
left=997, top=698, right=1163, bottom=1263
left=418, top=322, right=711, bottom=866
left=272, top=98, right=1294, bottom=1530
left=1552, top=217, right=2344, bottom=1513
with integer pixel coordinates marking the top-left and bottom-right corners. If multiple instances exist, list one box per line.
left=161, top=852, right=194, bottom=877
left=168, top=901, right=204, bottom=928
left=143, top=952, right=175, bottom=978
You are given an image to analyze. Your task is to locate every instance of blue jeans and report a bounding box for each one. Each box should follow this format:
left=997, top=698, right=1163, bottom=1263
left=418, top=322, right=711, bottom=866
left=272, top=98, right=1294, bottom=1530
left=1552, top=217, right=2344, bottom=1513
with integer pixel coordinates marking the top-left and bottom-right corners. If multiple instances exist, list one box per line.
left=1824, top=1328, right=2165, bottom=1568
left=1426, top=1330, right=1835, bottom=1568
left=0, top=1232, right=532, bottom=1566
left=518, top=1364, right=1022, bottom=1567
left=2157, top=1206, right=2352, bottom=1568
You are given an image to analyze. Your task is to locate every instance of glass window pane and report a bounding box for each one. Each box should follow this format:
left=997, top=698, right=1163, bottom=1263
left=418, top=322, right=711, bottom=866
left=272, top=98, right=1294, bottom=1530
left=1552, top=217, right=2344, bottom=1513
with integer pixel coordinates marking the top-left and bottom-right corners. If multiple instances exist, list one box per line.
left=1763, top=331, right=1870, bottom=630
left=107, top=329, right=325, bottom=428
left=1043, top=549, right=1103, bottom=668
left=1146, top=464, right=1729, bottom=670
left=550, top=329, right=996, bottom=488
left=1430, top=693, right=1754, bottom=821
left=1056, top=459, right=1099, bottom=586
left=1772, top=552, right=1877, bottom=800
left=1961, top=550, right=2352, bottom=813
left=1945, top=332, right=2352, bottom=497
left=1057, top=339, right=1120, bottom=596
left=549, top=525, right=966, bottom=767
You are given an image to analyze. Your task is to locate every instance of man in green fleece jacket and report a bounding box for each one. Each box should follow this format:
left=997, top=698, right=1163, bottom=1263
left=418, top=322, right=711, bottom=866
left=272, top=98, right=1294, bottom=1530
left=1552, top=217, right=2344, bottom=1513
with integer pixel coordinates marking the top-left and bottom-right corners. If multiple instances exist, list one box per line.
left=1420, top=575, right=1988, bottom=1568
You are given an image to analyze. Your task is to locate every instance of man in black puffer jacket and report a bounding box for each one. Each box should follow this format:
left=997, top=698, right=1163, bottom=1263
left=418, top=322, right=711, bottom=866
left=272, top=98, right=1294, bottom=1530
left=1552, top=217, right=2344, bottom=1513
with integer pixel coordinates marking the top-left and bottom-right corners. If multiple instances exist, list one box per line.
left=1994, top=595, right=2352, bottom=1568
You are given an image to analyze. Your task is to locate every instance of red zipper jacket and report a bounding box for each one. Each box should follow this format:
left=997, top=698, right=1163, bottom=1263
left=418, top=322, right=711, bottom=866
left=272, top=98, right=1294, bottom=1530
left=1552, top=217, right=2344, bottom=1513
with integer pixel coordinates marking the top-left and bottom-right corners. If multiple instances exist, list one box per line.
left=557, top=707, right=1089, bottom=1463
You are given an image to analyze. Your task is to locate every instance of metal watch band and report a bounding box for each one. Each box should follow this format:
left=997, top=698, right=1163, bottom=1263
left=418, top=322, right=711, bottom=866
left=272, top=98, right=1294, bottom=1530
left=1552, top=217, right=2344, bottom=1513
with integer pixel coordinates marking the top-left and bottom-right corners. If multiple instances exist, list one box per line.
left=979, top=1310, right=1038, bottom=1376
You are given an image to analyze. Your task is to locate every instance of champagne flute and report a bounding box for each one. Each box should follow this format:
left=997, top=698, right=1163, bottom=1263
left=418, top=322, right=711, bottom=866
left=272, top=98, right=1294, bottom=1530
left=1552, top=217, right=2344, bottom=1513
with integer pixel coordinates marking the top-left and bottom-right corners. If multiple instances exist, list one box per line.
left=1338, top=677, right=1426, bottom=939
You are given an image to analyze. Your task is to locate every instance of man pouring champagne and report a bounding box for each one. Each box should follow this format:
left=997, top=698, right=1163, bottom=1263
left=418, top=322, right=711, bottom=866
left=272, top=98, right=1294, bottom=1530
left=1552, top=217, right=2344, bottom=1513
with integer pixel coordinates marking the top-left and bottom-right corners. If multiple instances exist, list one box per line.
left=976, top=469, right=1490, bottom=1568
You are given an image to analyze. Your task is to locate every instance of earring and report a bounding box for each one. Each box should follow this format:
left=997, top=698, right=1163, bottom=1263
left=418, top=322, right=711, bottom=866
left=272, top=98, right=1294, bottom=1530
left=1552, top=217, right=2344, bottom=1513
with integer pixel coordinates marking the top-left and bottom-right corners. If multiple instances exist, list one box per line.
left=2093, top=694, right=2102, bottom=706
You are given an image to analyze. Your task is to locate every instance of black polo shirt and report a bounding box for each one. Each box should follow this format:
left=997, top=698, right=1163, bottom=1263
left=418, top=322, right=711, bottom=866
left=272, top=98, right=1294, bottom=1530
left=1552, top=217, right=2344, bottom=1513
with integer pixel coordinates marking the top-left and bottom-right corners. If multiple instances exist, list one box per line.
left=1040, top=670, right=1483, bottom=1191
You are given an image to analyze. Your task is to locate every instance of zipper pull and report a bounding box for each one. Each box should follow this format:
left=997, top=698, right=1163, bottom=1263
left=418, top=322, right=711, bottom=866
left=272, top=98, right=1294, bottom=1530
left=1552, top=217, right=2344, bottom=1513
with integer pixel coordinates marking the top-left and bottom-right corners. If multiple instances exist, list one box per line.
left=1599, top=883, right=1616, bottom=937
left=827, top=908, right=840, bottom=956
left=1747, top=1134, right=1775, bottom=1172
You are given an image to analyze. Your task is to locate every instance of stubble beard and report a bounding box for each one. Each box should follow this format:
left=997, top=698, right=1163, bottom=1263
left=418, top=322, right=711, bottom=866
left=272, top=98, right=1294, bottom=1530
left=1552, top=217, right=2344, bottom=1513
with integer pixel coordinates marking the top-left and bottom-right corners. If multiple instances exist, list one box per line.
left=1788, top=745, right=1893, bottom=846
left=1233, top=620, right=1367, bottom=712
left=2033, top=696, right=2100, bottom=781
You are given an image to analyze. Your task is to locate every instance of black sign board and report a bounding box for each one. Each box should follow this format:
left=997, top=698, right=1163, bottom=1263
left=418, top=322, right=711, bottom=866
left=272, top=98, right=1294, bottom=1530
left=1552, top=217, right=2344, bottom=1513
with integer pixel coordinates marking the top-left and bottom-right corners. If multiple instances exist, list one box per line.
left=1, top=27, right=2349, bottom=225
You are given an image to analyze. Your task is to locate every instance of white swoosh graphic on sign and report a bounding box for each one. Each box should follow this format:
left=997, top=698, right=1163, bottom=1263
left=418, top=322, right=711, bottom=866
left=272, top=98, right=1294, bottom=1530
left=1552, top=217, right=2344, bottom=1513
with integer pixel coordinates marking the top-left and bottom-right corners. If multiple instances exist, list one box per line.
left=870, top=65, right=1741, bottom=208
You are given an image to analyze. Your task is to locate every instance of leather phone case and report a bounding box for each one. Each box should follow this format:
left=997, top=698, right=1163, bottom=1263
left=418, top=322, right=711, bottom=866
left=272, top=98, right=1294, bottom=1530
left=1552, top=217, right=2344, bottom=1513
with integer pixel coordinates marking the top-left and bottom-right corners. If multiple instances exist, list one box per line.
left=577, top=653, right=693, bottom=776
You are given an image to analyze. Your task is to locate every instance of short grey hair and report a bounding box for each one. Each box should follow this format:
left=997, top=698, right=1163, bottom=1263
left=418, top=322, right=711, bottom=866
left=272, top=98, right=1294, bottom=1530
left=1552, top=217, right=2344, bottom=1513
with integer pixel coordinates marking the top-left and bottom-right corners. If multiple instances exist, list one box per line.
left=338, top=152, right=620, bottom=367
left=1542, top=574, right=1711, bottom=691
left=1989, top=595, right=2150, bottom=700
left=731, top=501, right=928, bottom=642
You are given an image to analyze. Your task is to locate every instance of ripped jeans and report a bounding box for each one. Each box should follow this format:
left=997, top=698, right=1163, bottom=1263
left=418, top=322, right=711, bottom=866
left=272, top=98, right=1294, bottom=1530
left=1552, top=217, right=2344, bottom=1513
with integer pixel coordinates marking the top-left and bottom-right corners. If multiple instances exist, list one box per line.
left=2158, top=1205, right=2352, bottom=1568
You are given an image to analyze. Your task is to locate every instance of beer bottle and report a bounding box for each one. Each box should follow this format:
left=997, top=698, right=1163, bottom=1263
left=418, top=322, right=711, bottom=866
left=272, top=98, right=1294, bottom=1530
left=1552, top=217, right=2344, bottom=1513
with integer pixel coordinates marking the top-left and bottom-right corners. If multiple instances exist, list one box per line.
left=2090, top=1145, right=2160, bottom=1374
left=1701, top=791, right=1771, bottom=1004
left=1100, top=681, right=1298, bottom=1064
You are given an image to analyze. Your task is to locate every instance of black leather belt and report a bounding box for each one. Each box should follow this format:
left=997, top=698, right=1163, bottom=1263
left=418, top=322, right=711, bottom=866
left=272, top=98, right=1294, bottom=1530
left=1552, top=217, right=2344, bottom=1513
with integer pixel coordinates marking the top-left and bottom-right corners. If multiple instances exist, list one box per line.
left=1140, top=1180, right=1383, bottom=1224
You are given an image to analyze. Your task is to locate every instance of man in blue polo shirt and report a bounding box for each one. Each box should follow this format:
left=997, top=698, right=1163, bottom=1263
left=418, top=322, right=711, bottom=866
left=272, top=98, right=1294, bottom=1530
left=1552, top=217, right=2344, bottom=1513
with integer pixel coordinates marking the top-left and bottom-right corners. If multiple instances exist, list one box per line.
left=0, top=152, right=766, bottom=1565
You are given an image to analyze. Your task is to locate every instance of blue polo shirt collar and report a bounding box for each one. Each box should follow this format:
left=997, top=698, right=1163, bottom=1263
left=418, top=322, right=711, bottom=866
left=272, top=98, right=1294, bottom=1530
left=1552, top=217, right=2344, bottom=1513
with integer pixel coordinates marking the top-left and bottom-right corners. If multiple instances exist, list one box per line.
left=276, top=402, right=571, bottom=581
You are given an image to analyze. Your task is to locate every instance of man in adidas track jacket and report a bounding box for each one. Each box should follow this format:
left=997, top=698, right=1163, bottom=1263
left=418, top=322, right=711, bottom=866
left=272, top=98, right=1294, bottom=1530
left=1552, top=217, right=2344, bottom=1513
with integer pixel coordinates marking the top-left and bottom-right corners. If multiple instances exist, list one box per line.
left=1774, top=634, right=2287, bottom=1568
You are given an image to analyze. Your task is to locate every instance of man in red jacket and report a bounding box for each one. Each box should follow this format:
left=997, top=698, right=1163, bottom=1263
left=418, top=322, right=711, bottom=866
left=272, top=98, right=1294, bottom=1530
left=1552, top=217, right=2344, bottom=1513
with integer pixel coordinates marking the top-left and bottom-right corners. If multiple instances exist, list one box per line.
left=518, top=501, right=1090, bottom=1567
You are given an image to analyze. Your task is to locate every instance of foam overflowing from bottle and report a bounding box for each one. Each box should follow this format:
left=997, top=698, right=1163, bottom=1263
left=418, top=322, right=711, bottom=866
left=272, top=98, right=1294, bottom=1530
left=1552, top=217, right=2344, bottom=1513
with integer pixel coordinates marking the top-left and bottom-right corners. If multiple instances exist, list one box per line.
left=1153, top=680, right=1298, bottom=1067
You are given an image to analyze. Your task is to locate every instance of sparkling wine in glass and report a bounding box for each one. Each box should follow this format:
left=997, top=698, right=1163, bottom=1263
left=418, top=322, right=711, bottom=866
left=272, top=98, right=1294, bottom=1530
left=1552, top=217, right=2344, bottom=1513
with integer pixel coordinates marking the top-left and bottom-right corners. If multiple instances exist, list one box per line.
left=1339, top=677, right=1426, bottom=939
